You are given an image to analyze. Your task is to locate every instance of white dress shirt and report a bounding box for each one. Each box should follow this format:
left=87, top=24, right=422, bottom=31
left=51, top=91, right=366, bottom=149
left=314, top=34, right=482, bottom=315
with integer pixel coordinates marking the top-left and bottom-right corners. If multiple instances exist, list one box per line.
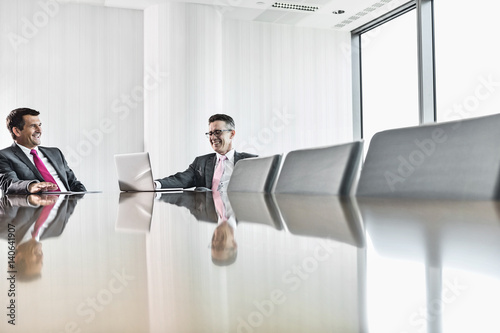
left=214, top=149, right=235, bottom=192
left=216, top=189, right=237, bottom=229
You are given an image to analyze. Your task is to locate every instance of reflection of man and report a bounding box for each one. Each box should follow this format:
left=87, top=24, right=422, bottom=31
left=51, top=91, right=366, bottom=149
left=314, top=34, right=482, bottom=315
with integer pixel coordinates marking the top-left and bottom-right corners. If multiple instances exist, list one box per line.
left=211, top=221, right=238, bottom=266
left=157, top=190, right=238, bottom=265
left=0, top=194, right=80, bottom=281
left=0, top=108, right=86, bottom=194
left=211, top=189, right=238, bottom=266
left=158, top=191, right=218, bottom=222
left=15, top=238, right=44, bottom=281
left=155, top=114, right=257, bottom=190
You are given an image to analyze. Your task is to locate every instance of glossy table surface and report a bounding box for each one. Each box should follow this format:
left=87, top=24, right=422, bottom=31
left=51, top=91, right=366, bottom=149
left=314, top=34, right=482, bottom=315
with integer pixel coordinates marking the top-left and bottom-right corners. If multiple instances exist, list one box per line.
left=0, top=191, right=499, bottom=333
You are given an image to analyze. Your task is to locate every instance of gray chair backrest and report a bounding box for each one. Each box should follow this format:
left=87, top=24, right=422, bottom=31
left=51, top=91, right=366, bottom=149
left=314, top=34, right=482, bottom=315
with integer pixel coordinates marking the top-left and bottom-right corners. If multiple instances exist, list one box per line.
left=274, top=141, right=364, bottom=195
left=227, top=154, right=282, bottom=193
left=356, top=113, right=500, bottom=200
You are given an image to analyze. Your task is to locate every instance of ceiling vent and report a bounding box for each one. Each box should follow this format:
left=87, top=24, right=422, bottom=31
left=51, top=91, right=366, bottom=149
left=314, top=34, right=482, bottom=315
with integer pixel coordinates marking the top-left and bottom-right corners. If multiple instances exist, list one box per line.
left=334, top=0, right=393, bottom=29
left=272, top=2, right=319, bottom=12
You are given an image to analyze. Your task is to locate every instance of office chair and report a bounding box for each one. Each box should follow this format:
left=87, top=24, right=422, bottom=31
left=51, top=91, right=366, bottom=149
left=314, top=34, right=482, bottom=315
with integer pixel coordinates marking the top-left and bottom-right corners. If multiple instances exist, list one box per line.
left=356, top=113, right=500, bottom=200
left=273, top=141, right=364, bottom=195
left=227, top=154, right=282, bottom=193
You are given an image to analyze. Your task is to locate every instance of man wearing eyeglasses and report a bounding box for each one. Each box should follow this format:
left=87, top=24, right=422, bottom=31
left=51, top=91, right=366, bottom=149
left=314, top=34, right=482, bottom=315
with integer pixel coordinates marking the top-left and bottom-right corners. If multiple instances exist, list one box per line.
left=154, top=114, right=257, bottom=191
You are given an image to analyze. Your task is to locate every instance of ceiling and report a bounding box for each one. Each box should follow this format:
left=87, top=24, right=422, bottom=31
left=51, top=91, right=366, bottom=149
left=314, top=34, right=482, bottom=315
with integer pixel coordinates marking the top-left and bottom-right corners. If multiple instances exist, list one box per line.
left=60, top=0, right=410, bottom=30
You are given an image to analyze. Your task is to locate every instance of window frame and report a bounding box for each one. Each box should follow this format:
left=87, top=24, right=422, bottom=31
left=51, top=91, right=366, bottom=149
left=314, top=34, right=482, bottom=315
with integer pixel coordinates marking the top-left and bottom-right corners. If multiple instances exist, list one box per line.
left=351, top=0, right=436, bottom=140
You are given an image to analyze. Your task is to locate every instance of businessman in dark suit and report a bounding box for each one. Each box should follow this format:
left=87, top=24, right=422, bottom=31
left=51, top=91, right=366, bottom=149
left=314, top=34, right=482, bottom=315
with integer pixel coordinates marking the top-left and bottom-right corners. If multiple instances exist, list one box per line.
left=155, top=114, right=257, bottom=190
left=0, top=108, right=86, bottom=194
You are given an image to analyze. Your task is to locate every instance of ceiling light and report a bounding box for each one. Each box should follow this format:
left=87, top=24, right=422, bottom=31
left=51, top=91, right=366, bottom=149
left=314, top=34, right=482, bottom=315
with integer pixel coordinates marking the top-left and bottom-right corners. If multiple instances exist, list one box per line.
left=272, top=2, right=319, bottom=12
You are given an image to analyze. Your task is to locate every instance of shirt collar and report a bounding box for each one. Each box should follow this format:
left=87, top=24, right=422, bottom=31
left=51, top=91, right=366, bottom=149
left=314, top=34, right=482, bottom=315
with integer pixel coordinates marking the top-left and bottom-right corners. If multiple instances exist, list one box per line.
left=216, top=149, right=235, bottom=162
left=15, top=142, right=38, bottom=155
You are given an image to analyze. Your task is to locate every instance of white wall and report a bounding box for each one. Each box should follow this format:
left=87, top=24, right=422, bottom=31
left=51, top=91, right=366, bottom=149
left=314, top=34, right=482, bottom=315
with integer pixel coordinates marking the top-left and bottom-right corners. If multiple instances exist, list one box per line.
left=145, top=3, right=353, bottom=179
left=222, top=19, right=353, bottom=157
left=0, top=0, right=144, bottom=192
left=144, top=3, right=223, bottom=180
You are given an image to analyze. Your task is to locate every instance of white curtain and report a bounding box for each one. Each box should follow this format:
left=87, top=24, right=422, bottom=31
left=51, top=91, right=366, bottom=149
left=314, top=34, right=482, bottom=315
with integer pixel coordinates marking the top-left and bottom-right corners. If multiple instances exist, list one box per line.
left=145, top=3, right=223, bottom=178
left=0, top=0, right=144, bottom=192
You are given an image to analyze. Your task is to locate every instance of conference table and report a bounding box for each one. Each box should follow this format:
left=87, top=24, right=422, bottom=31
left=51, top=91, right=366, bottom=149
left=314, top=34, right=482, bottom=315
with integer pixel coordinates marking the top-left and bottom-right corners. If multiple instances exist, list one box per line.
left=0, top=191, right=499, bottom=333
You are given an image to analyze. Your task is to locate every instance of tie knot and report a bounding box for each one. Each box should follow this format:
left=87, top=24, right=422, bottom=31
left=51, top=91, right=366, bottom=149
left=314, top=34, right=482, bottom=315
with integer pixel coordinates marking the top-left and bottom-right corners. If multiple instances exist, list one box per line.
left=30, top=149, right=38, bottom=156
left=219, top=155, right=227, bottom=162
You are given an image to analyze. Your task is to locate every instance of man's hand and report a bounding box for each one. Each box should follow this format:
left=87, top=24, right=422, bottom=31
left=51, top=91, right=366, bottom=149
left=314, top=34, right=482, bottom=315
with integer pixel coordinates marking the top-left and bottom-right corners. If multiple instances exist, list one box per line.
left=28, top=182, right=59, bottom=193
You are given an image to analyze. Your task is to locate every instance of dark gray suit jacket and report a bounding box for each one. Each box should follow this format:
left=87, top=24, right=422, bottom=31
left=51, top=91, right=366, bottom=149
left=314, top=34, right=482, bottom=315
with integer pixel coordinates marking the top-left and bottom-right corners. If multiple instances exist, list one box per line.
left=156, top=151, right=257, bottom=189
left=0, top=143, right=86, bottom=194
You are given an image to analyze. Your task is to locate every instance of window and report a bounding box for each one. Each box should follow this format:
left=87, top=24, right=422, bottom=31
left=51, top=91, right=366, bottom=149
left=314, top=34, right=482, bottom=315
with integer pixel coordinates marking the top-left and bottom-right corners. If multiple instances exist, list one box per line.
left=351, top=0, right=437, bottom=147
left=434, top=0, right=500, bottom=122
left=359, top=9, right=419, bottom=150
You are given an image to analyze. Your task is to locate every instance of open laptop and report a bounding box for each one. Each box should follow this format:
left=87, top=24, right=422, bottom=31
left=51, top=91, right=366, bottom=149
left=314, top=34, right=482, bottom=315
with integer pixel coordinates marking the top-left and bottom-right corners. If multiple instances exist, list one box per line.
left=114, top=152, right=182, bottom=192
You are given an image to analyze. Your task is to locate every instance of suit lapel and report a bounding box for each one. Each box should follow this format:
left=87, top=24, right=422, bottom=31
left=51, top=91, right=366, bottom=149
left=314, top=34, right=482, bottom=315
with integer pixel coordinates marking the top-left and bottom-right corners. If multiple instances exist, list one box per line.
left=39, top=147, right=69, bottom=189
left=234, top=151, right=242, bottom=164
left=11, top=144, right=44, bottom=181
left=205, top=154, right=216, bottom=189
left=14, top=208, right=42, bottom=245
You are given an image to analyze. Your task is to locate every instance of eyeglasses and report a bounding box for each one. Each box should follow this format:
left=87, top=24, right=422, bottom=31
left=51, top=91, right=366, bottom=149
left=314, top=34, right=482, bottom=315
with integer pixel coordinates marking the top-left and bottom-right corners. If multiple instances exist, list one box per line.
left=205, top=129, right=232, bottom=138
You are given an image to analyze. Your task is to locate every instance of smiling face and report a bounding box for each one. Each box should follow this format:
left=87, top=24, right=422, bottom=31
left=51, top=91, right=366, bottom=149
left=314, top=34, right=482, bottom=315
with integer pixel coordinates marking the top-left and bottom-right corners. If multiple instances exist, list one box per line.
left=208, top=120, right=235, bottom=155
left=13, top=115, right=42, bottom=149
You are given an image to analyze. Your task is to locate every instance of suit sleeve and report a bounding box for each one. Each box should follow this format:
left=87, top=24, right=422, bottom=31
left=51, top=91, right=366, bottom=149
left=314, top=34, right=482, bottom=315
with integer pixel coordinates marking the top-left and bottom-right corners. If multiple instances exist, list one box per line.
left=155, top=158, right=199, bottom=189
left=56, top=149, right=86, bottom=192
left=0, top=153, right=37, bottom=194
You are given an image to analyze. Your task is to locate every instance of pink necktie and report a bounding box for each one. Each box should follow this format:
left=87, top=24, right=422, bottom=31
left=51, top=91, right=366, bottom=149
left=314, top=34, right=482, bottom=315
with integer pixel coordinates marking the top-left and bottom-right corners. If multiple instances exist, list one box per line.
left=32, top=201, right=57, bottom=238
left=212, top=155, right=227, bottom=192
left=213, top=190, right=226, bottom=221
left=30, top=149, right=60, bottom=191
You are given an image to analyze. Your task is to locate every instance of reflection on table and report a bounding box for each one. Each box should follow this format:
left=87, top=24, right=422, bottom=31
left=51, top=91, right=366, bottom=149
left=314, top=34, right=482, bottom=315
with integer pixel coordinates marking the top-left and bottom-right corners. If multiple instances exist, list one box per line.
left=0, top=191, right=498, bottom=332
left=1, top=194, right=81, bottom=281
left=358, top=197, right=500, bottom=333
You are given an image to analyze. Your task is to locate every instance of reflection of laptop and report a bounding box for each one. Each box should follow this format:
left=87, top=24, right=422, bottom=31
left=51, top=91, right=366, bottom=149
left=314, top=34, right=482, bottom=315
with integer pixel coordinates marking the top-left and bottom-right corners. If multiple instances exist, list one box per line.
left=114, top=152, right=182, bottom=192
left=115, top=192, right=154, bottom=232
